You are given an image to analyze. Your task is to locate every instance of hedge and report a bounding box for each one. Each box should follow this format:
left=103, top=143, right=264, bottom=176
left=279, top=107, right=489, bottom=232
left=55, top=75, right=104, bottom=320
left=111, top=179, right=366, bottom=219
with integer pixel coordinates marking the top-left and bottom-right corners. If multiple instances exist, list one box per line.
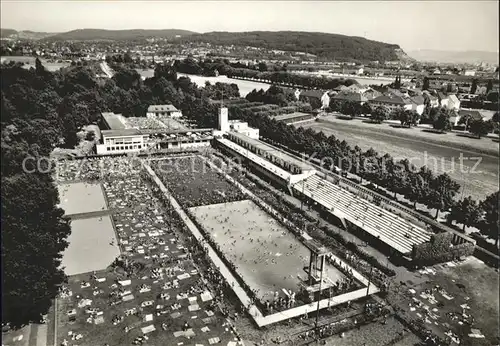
left=412, top=232, right=475, bottom=266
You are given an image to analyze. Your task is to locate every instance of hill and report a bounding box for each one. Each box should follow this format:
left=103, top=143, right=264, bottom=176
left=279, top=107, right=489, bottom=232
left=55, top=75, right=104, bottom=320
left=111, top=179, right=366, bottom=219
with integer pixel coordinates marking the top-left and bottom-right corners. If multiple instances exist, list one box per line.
left=45, top=29, right=196, bottom=41
left=407, top=49, right=499, bottom=64
left=172, top=31, right=408, bottom=61
left=1, top=28, right=56, bottom=40
left=0, top=28, right=18, bottom=37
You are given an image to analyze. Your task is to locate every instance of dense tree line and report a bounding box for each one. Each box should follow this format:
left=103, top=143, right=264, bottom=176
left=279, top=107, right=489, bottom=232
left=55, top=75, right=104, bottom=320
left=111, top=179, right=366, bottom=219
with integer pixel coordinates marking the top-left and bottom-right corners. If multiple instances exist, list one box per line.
left=173, top=31, right=402, bottom=61
left=246, top=85, right=296, bottom=106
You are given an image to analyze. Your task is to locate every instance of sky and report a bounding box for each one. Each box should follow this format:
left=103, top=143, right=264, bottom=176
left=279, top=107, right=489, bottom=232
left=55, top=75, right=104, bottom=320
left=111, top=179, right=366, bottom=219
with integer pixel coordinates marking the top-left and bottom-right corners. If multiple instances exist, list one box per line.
left=1, top=0, right=498, bottom=52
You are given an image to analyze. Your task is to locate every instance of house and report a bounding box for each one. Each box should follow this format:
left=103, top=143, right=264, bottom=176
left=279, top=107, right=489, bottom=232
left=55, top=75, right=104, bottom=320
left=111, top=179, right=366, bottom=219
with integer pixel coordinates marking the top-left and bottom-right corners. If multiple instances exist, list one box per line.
left=369, top=94, right=413, bottom=112
left=437, top=92, right=450, bottom=108
left=410, top=95, right=426, bottom=115
left=146, top=104, right=182, bottom=118
left=332, top=91, right=368, bottom=104
left=422, top=91, right=440, bottom=108
left=299, top=90, right=330, bottom=110
left=362, top=88, right=382, bottom=100
left=345, top=83, right=368, bottom=94
left=447, top=94, right=461, bottom=112
left=463, top=70, right=476, bottom=76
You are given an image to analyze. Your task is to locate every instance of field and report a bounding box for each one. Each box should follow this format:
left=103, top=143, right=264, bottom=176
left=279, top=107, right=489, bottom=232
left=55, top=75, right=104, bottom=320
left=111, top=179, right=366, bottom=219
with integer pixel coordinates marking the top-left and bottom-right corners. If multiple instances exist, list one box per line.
left=391, top=257, right=499, bottom=345
left=1, top=56, right=70, bottom=71
left=151, top=156, right=247, bottom=207
left=189, top=200, right=345, bottom=302
left=299, top=117, right=499, bottom=201
left=57, top=182, right=107, bottom=215
left=61, top=216, right=120, bottom=276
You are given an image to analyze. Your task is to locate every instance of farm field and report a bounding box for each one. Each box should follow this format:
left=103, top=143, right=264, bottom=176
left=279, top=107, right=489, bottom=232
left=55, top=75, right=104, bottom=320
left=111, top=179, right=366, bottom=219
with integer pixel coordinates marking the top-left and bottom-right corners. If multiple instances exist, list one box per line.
left=189, top=199, right=345, bottom=302
left=151, top=156, right=247, bottom=207
left=1, top=56, right=70, bottom=71
left=61, top=216, right=120, bottom=276
left=57, top=182, right=107, bottom=215
left=298, top=118, right=499, bottom=201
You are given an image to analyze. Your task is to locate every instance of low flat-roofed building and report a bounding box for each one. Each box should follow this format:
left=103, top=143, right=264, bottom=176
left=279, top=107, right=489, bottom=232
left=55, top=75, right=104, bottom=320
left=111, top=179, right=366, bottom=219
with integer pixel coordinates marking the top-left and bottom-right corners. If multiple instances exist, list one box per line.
left=226, top=131, right=315, bottom=175
left=147, top=104, right=182, bottom=118
left=274, top=112, right=315, bottom=124
left=101, top=112, right=127, bottom=130
left=97, top=129, right=149, bottom=154
left=228, top=120, right=260, bottom=139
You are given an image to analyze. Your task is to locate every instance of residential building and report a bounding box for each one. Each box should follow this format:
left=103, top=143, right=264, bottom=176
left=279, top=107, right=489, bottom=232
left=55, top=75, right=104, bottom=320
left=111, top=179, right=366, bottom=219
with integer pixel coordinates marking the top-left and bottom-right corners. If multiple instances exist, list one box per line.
left=410, top=95, right=426, bottom=115
left=369, top=94, right=413, bottom=112
left=345, top=83, right=368, bottom=94
left=332, top=91, right=368, bottom=104
left=447, top=94, right=461, bottom=112
left=299, top=90, right=330, bottom=110
left=146, top=104, right=182, bottom=118
left=422, top=91, right=440, bottom=108
left=463, top=70, right=476, bottom=76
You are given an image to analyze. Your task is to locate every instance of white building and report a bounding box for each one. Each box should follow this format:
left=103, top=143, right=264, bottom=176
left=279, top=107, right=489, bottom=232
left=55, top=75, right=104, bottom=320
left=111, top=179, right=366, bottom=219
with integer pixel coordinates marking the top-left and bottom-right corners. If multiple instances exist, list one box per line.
left=217, top=107, right=259, bottom=139
left=97, top=129, right=149, bottom=154
left=147, top=104, right=182, bottom=118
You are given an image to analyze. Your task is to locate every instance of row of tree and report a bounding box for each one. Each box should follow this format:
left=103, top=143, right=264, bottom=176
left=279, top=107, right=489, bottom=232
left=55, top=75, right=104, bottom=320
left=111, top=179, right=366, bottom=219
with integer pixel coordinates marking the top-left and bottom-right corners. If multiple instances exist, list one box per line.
left=447, top=192, right=499, bottom=245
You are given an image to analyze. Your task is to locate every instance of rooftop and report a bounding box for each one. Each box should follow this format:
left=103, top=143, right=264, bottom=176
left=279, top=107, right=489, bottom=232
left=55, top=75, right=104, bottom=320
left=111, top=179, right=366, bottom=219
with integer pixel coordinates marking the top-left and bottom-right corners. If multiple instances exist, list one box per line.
left=300, top=89, right=326, bottom=99
left=102, top=112, right=126, bottom=130
left=371, top=95, right=411, bottom=105
left=274, top=112, right=312, bottom=121
left=147, top=104, right=179, bottom=113
left=227, top=132, right=315, bottom=173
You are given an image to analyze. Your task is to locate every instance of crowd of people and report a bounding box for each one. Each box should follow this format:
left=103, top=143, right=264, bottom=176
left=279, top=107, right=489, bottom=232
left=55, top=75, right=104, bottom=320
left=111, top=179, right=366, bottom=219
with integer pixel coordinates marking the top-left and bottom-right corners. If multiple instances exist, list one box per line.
left=150, top=157, right=247, bottom=208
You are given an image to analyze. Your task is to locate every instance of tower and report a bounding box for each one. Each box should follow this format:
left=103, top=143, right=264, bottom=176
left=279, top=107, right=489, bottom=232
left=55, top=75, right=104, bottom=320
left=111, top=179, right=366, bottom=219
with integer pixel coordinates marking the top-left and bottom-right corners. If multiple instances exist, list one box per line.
left=218, top=107, right=229, bottom=132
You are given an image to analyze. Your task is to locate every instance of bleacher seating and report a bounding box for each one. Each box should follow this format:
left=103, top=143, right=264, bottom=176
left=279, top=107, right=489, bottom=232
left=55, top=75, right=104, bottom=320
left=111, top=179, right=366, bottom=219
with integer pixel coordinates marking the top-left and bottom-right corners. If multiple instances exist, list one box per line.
left=293, top=175, right=432, bottom=254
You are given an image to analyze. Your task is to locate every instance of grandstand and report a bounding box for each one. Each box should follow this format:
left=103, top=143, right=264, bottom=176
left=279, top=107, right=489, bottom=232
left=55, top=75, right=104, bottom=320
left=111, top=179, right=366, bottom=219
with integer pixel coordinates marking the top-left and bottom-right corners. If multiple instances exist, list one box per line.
left=293, top=175, right=433, bottom=255
left=220, top=132, right=436, bottom=257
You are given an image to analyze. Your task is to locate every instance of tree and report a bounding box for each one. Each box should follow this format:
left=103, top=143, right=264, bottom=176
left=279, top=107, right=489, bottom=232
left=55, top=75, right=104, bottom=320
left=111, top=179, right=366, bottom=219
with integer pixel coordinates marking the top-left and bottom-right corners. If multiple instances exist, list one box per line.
left=85, top=130, right=96, bottom=141
left=423, top=77, right=430, bottom=90
left=371, top=106, right=389, bottom=123
left=361, top=102, right=372, bottom=115
left=470, top=79, right=478, bottom=94
left=469, top=119, right=492, bottom=138
left=428, top=173, right=461, bottom=218
left=394, top=75, right=401, bottom=89
left=486, top=79, right=493, bottom=93
left=398, top=109, right=419, bottom=128
left=447, top=197, right=481, bottom=231
left=433, top=108, right=452, bottom=132
left=478, top=192, right=499, bottom=246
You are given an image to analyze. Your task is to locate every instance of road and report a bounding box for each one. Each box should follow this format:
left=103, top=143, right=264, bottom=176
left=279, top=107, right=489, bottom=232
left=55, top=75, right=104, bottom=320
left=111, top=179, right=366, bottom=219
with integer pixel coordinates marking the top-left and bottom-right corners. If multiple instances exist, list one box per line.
left=297, top=119, right=499, bottom=201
